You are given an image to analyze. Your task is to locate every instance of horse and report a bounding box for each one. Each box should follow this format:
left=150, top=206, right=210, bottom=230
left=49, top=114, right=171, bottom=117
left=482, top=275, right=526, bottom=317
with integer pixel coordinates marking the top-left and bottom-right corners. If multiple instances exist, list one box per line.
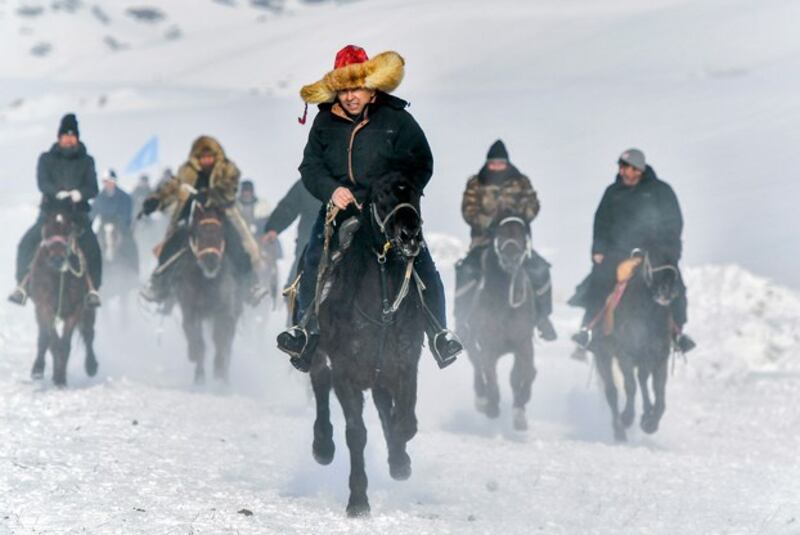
left=173, top=201, right=243, bottom=384
left=97, top=218, right=139, bottom=320
left=457, top=215, right=538, bottom=431
left=309, top=173, right=427, bottom=517
left=591, top=249, right=680, bottom=441
left=29, top=203, right=98, bottom=386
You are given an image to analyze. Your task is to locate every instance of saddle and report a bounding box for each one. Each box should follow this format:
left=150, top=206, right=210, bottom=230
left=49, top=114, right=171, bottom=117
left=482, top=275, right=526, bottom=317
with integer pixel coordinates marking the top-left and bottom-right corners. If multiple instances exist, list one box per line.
left=599, top=257, right=642, bottom=335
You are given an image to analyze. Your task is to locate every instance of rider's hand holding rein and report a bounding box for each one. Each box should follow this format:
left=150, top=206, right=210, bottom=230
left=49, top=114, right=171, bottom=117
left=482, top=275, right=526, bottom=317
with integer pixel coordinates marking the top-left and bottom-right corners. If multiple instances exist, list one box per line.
left=331, top=186, right=356, bottom=210
left=56, top=189, right=82, bottom=203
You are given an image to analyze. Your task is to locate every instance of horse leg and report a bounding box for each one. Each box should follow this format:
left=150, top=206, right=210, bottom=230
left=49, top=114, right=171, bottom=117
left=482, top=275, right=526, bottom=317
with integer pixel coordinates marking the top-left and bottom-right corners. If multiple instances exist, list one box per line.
left=32, top=324, right=49, bottom=380
left=182, top=314, right=205, bottom=384
left=637, top=363, right=654, bottom=430
left=80, top=307, right=98, bottom=377
left=372, top=385, right=407, bottom=480
left=212, top=314, right=235, bottom=383
left=619, top=354, right=637, bottom=429
left=510, top=337, right=536, bottom=431
left=642, top=356, right=668, bottom=434
left=468, top=351, right=489, bottom=414
left=595, top=349, right=626, bottom=442
left=482, top=354, right=501, bottom=419
left=310, top=353, right=334, bottom=465
left=379, top=362, right=418, bottom=481
left=51, top=317, right=78, bottom=387
left=333, top=375, right=370, bottom=518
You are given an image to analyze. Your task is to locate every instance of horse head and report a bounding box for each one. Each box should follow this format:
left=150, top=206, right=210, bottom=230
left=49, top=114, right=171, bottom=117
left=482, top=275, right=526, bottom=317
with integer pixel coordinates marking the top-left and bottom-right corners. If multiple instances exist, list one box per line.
left=41, top=204, right=76, bottom=272
left=188, top=201, right=226, bottom=279
left=637, top=248, right=680, bottom=307
left=492, top=214, right=530, bottom=274
left=368, top=172, right=423, bottom=261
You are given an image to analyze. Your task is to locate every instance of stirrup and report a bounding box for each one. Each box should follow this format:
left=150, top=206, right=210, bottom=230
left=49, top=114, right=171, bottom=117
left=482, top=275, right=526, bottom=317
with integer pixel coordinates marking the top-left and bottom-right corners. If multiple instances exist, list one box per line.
left=8, top=286, right=28, bottom=306
left=277, top=322, right=319, bottom=373
left=85, top=290, right=102, bottom=308
left=430, top=330, right=462, bottom=369
left=674, top=333, right=696, bottom=354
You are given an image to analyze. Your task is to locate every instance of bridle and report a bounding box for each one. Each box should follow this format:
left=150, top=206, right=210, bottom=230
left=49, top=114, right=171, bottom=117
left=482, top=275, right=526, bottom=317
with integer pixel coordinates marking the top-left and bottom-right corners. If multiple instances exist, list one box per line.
left=370, top=202, right=422, bottom=262
left=189, top=216, right=226, bottom=261
left=493, top=216, right=531, bottom=270
left=631, top=248, right=680, bottom=306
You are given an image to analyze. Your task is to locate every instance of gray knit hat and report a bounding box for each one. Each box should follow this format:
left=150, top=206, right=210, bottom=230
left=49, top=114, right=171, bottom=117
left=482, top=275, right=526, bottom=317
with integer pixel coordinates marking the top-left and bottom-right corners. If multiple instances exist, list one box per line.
left=618, top=148, right=646, bottom=171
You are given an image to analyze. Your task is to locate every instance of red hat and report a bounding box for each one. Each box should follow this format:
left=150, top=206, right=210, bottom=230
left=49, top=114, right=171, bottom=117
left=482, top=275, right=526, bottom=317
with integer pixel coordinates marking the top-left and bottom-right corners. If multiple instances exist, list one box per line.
left=334, top=45, right=369, bottom=69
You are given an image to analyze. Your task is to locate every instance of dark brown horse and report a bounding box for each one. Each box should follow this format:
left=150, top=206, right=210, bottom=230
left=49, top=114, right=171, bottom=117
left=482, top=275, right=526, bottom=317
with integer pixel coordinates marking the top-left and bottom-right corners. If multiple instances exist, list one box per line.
left=29, top=204, right=98, bottom=386
left=591, top=249, right=680, bottom=441
left=173, top=201, right=243, bottom=384
left=457, top=216, right=538, bottom=431
left=309, top=174, right=427, bottom=517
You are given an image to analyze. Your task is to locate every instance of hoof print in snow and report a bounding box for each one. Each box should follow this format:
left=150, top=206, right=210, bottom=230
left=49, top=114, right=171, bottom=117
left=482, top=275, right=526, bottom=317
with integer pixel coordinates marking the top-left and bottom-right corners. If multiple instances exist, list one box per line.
left=132, top=419, right=138, bottom=426
left=468, top=514, right=477, bottom=522
left=126, top=7, right=165, bottom=24
left=486, top=480, right=498, bottom=492
left=133, top=507, right=145, bottom=513
left=30, top=42, right=52, bottom=57
left=238, top=508, right=254, bottom=517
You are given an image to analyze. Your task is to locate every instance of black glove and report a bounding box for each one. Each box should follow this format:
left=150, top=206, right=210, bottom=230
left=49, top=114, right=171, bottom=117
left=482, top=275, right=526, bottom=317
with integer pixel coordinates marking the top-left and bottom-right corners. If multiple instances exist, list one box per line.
left=138, top=197, right=160, bottom=219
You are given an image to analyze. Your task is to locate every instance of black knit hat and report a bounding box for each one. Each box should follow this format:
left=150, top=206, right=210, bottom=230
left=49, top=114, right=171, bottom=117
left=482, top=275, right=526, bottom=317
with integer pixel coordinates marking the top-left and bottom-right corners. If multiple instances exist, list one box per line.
left=486, top=139, right=508, bottom=161
left=241, top=179, right=254, bottom=192
left=58, top=113, right=79, bottom=138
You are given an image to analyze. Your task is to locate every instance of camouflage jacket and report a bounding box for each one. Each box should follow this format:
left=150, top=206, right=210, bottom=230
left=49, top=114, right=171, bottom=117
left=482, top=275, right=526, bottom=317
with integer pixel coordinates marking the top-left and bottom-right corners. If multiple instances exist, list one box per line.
left=148, top=135, right=240, bottom=223
left=461, top=168, right=540, bottom=248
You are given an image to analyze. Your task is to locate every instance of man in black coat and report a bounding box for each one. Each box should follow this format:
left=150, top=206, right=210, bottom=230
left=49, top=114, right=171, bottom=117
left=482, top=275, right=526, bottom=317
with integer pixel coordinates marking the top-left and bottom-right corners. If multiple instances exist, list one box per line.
left=570, top=148, right=694, bottom=353
left=9, top=114, right=102, bottom=308
left=262, top=178, right=321, bottom=290
left=276, top=45, right=462, bottom=369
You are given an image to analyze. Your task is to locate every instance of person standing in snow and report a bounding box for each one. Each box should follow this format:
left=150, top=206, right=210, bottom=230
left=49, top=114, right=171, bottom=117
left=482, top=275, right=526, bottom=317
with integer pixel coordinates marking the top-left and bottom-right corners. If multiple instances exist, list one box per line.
left=569, top=148, right=695, bottom=355
left=8, top=113, right=103, bottom=308
left=455, top=139, right=557, bottom=342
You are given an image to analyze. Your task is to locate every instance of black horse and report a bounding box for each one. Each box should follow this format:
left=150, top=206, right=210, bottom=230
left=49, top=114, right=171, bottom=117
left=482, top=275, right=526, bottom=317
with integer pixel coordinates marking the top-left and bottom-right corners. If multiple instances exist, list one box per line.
left=29, top=203, right=98, bottom=386
left=309, top=173, right=427, bottom=517
left=173, top=201, right=243, bottom=384
left=592, top=249, right=680, bottom=441
left=457, top=216, right=538, bottom=431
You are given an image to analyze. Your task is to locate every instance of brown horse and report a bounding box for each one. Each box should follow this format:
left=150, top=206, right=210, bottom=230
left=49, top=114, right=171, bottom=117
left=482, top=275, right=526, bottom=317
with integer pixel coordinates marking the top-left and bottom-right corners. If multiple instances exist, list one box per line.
left=456, top=216, right=538, bottom=431
left=173, top=201, right=243, bottom=384
left=309, top=174, right=427, bottom=517
left=29, top=204, right=98, bottom=386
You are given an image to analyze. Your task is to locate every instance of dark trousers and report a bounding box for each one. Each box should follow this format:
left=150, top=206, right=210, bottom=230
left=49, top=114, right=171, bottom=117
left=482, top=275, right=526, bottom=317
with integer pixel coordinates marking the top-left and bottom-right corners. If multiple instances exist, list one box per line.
left=17, top=215, right=102, bottom=288
left=579, top=255, right=688, bottom=329
left=296, top=211, right=448, bottom=328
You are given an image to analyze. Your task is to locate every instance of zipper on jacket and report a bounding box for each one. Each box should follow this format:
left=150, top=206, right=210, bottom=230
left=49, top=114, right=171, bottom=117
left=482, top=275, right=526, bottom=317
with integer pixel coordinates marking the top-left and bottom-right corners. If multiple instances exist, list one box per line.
left=347, top=108, right=370, bottom=185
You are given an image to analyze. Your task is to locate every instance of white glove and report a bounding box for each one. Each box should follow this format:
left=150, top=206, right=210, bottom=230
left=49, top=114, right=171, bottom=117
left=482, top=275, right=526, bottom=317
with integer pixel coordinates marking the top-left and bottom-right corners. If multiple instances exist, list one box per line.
left=69, top=190, right=82, bottom=203
left=55, top=190, right=71, bottom=200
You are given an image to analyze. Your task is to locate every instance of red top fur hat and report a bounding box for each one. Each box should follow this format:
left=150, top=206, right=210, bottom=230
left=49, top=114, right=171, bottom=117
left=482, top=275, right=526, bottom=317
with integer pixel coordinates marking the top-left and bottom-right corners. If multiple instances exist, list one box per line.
left=297, top=45, right=405, bottom=123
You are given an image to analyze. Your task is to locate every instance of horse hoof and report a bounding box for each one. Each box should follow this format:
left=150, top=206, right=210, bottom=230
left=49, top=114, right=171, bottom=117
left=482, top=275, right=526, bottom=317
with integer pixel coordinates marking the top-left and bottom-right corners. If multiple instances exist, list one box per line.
left=31, top=368, right=44, bottom=380
left=389, top=453, right=412, bottom=481
left=312, top=439, right=335, bottom=466
left=613, top=426, right=627, bottom=442
left=484, top=403, right=500, bottom=419
left=512, top=408, right=528, bottom=431
left=640, top=416, right=660, bottom=434
left=621, top=409, right=635, bottom=429
left=346, top=500, right=371, bottom=519
left=475, top=395, right=489, bottom=414
left=194, top=369, right=206, bottom=385
left=85, top=359, right=98, bottom=378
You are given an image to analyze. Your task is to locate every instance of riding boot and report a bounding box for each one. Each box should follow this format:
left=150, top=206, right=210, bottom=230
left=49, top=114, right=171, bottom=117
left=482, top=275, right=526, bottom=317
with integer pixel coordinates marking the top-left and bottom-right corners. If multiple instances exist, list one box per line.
left=416, top=250, right=462, bottom=368
left=526, top=251, right=557, bottom=341
left=453, top=248, right=483, bottom=338
left=85, top=290, right=102, bottom=308
left=8, top=285, right=28, bottom=306
left=276, top=310, right=319, bottom=372
left=78, top=223, right=103, bottom=308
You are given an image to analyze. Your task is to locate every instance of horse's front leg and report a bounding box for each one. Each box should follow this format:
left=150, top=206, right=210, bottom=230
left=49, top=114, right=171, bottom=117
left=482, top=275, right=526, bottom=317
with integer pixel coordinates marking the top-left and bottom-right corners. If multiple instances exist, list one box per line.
left=642, top=356, right=668, bottom=434
left=482, top=352, right=501, bottom=419
left=594, top=348, right=626, bottom=442
left=375, top=360, right=418, bottom=481
left=80, top=307, right=98, bottom=377
left=619, top=353, right=637, bottom=429
left=510, top=336, right=536, bottom=431
left=182, top=313, right=205, bottom=384
left=467, top=348, right=489, bottom=414
left=212, top=313, right=236, bottom=383
left=51, top=315, right=79, bottom=387
left=333, top=374, right=370, bottom=518
left=637, top=363, right=654, bottom=426
left=310, top=353, right=335, bottom=465
left=32, top=323, right=50, bottom=380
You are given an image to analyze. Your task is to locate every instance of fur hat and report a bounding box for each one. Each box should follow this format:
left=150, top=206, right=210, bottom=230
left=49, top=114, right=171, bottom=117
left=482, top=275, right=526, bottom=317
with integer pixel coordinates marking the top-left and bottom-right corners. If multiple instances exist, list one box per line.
left=300, top=45, right=405, bottom=105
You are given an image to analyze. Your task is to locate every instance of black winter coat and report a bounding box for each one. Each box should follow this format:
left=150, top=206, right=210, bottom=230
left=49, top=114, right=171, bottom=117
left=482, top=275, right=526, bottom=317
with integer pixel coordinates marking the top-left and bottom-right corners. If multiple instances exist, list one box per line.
left=37, top=142, right=98, bottom=212
left=299, top=92, right=433, bottom=204
left=263, top=179, right=320, bottom=251
left=592, top=166, right=683, bottom=262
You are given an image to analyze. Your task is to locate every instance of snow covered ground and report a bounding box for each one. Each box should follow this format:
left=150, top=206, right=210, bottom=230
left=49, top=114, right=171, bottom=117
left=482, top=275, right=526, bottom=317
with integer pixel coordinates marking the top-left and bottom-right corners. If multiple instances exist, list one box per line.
left=1, top=0, right=799, bottom=533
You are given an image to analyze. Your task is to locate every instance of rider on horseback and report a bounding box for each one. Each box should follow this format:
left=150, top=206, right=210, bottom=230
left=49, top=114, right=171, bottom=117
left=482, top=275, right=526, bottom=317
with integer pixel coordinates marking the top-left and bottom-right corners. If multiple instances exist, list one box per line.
left=8, top=113, right=103, bottom=308
left=569, top=148, right=695, bottom=354
left=455, top=140, right=557, bottom=341
left=138, top=135, right=268, bottom=306
left=276, top=45, right=463, bottom=369
left=91, top=169, right=139, bottom=270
